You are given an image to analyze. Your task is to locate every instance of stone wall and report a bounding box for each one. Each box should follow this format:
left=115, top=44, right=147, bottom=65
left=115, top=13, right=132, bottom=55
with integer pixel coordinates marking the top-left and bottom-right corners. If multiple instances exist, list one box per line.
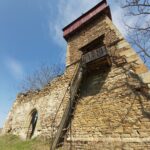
left=60, top=15, right=150, bottom=149
left=62, top=65, right=150, bottom=149
left=2, top=65, right=77, bottom=140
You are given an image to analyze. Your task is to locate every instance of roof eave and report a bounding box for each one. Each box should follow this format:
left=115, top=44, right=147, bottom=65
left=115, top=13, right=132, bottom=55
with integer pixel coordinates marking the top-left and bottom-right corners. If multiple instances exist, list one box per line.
left=62, top=0, right=112, bottom=41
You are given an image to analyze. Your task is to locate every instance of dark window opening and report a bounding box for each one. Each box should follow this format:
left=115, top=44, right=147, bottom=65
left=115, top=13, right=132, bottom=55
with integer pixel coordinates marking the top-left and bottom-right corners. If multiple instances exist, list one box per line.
left=80, top=35, right=105, bottom=54
left=26, top=109, right=38, bottom=139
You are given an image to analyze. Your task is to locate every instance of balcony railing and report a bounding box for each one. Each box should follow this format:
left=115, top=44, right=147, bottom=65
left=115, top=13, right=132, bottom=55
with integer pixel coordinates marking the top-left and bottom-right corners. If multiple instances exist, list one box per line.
left=82, top=46, right=108, bottom=64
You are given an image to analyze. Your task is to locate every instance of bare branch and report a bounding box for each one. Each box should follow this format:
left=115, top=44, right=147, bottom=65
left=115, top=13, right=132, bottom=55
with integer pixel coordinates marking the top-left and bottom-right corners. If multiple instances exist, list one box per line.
left=121, top=0, right=150, bottom=64
left=20, top=64, right=64, bottom=92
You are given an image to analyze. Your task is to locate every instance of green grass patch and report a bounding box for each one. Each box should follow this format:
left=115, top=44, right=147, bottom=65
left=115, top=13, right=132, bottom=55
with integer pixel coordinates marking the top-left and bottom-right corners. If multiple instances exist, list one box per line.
left=0, top=134, right=50, bottom=150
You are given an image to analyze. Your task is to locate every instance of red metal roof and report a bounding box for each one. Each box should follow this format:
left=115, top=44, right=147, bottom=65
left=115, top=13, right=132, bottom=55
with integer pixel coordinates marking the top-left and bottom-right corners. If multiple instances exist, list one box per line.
left=63, top=0, right=112, bottom=40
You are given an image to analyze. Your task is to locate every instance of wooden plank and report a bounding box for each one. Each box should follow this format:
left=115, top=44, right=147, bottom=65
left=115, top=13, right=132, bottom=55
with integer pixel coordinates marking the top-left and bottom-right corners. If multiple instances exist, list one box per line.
left=82, top=46, right=108, bottom=64
left=51, top=63, right=83, bottom=150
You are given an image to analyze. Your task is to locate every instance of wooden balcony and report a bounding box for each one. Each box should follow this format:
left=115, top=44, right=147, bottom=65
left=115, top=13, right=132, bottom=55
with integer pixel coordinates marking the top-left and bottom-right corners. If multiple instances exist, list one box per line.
left=82, top=46, right=108, bottom=64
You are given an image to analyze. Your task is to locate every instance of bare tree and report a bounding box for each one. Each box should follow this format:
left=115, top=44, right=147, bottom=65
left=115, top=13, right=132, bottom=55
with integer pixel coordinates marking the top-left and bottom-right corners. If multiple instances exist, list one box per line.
left=20, top=64, right=64, bottom=92
left=121, top=0, right=150, bottom=64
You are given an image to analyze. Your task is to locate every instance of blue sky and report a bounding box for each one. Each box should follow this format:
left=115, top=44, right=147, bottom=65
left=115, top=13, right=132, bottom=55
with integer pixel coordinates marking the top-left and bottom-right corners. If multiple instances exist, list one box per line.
left=0, top=0, right=148, bottom=127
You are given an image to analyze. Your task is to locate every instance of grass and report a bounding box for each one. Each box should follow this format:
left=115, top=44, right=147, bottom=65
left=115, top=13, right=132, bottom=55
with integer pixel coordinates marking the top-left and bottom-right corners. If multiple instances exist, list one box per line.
left=0, top=134, right=50, bottom=150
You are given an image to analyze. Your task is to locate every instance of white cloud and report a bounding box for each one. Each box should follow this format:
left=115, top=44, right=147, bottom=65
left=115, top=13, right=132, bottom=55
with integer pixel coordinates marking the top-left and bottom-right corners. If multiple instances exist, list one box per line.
left=48, top=0, right=101, bottom=64
left=110, top=1, right=149, bottom=38
left=48, top=0, right=131, bottom=47
left=48, top=0, right=100, bottom=47
left=110, top=3, right=139, bottom=37
left=111, top=6, right=126, bottom=35
left=4, top=57, right=24, bottom=79
left=48, top=0, right=148, bottom=47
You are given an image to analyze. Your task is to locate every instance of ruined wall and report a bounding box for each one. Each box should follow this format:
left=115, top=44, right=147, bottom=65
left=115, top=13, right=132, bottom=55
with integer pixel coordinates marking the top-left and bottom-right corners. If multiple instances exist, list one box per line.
left=2, top=66, right=77, bottom=140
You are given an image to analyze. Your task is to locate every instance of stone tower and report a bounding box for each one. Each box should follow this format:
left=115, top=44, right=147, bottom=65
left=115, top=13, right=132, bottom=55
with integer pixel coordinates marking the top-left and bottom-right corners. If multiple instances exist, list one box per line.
left=3, top=0, right=150, bottom=149
left=51, top=0, right=150, bottom=149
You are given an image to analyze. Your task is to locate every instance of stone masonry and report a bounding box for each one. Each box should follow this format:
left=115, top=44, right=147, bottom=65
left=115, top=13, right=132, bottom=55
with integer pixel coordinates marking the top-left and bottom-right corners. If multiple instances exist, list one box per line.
left=2, top=67, right=73, bottom=139
left=3, top=1, right=150, bottom=149
left=59, top=1, right=150, bottom=149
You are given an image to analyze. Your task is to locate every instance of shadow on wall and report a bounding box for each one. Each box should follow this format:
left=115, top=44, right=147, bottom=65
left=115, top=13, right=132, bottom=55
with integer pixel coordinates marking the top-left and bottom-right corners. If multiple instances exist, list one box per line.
left=129, top=74, right=150, bottom=120
left=78, top=61, right=150, bottom=130
left=80, top=66, right=110, bottom=97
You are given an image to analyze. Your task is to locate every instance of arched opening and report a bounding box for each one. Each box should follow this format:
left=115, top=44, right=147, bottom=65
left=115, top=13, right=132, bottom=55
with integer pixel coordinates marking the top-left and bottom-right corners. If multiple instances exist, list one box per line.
left=26, top=109, right=38, bottom=139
